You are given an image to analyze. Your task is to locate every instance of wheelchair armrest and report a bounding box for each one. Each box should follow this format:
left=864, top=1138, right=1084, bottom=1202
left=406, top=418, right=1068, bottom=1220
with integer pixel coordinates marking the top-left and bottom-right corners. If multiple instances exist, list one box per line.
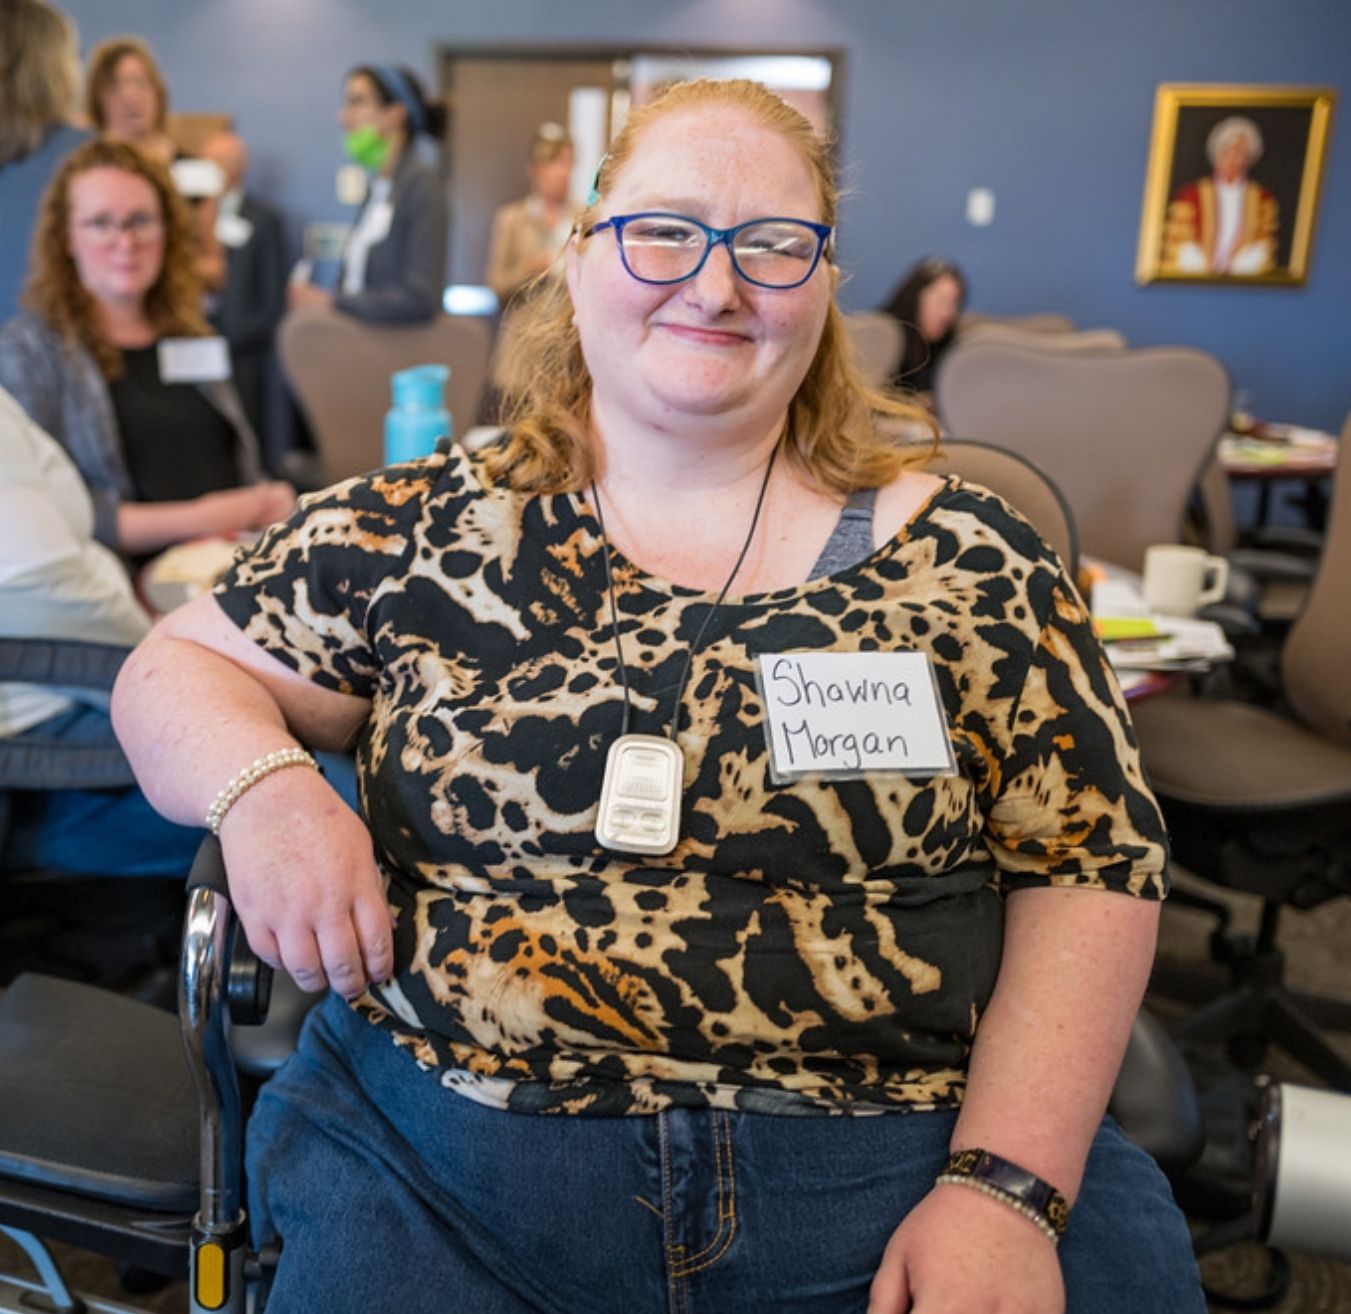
left=181, top=836, right=262, bottom=1235
left=187, top=833, right=273, bottom=1025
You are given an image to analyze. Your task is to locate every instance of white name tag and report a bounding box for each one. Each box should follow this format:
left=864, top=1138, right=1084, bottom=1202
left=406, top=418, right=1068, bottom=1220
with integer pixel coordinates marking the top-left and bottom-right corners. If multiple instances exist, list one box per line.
left=158, top=336, right=231, bottom=383
left=364, top=200, right=394, bottom=244
left=216, top=212, right=254, bottom=248
left=756, top=652, right=957, bottom=781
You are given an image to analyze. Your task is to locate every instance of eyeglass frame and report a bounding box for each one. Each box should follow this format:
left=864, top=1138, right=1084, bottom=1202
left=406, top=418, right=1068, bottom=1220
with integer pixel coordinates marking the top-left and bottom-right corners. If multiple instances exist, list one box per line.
left=71, top=212, right=166, bottom=247
left=581, top=211, right=835, bottom=290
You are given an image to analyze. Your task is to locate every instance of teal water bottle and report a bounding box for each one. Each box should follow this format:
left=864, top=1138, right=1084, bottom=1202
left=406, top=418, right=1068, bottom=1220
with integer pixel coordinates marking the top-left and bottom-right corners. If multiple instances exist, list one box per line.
left=384, top=364, right=451, bottom=465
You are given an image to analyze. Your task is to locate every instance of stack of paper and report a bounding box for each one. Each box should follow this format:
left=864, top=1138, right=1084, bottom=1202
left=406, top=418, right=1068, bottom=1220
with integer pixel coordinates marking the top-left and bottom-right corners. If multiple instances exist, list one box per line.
left=1090, top=576, right=1234, bottom=672
left=1103, top=616, right=1234, bottom=672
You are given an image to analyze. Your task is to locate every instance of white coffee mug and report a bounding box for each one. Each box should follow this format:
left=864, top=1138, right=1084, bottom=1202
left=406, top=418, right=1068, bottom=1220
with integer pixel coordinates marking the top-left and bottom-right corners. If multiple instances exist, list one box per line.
left=1141, top=545, right=1230, bottom=616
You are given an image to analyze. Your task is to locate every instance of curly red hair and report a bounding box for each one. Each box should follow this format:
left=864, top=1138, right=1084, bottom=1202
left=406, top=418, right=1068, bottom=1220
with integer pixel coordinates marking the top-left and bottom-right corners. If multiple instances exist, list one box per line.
left=23, top=138, right=209, bottom=378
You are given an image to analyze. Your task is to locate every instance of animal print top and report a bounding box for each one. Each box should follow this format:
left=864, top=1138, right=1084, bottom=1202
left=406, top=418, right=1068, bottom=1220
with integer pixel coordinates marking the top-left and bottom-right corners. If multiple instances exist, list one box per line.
left=214, top=443, right=1168, bottom=1116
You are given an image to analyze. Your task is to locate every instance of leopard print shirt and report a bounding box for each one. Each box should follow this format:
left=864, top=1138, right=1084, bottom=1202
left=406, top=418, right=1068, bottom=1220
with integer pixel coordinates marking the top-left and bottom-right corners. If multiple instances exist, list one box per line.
left=214, top=444, right=1167, bottom=1116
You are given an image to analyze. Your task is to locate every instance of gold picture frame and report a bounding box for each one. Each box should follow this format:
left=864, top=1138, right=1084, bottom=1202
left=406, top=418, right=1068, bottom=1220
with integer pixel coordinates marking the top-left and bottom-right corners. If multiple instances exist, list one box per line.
left=1136, top=84, right=1336, bottom=286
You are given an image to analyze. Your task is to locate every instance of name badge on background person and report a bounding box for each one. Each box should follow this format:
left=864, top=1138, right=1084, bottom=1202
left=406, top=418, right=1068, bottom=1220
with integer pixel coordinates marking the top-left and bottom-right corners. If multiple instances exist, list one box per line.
left=216, top=212, right=254, bottom=248
left=756, top=652, right=957, bottom=782
left=158, top=336, right=232, bottom=384
left=364, top=200, right=394, bottom=244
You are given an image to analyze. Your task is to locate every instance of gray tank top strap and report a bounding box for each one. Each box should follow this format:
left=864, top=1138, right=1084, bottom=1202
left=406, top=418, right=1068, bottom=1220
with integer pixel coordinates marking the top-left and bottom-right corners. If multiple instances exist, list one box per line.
left=808, top=487, right=878, bottom=580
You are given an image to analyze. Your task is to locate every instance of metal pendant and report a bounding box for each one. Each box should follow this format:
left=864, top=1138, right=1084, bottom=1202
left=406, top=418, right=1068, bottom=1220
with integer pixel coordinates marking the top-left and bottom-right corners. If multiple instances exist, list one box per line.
left=594, top=734, right=684, bottom=856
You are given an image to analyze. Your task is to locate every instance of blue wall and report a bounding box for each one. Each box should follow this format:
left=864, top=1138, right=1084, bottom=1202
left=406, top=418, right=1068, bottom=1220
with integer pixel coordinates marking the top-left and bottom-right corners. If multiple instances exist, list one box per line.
left=63, top=0, right=1350, bottom=429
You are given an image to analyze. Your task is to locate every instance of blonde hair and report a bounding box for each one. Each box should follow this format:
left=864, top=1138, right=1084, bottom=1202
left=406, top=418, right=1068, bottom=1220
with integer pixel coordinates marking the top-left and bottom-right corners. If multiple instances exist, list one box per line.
left=85, top=35, right=168, bottom=134
left=529, top=121, right=572, bottom=167
left=24, top=138, right=210, bottom=379
left=0, top=0, right=79, bottom=165
left=490, top=77, right=935, bottom=494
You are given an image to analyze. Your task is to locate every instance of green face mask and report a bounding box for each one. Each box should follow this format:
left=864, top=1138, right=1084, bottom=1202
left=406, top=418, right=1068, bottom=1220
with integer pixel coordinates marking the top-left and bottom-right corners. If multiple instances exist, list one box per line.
left=344, top=125, right=390, bottom=172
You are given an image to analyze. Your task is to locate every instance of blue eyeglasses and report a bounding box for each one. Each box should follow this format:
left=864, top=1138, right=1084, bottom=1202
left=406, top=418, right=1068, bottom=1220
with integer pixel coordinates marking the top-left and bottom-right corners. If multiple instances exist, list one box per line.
left=583, top=212, right=834, bottom=289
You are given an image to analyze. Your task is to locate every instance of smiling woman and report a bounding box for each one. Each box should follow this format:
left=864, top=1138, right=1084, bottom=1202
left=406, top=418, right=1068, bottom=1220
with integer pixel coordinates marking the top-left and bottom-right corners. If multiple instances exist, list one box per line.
left=110, top=78, right=1203, bottom=1313
left=0, top=139, right=294, bottom=558
left=84, top=35, right=176, bottom=167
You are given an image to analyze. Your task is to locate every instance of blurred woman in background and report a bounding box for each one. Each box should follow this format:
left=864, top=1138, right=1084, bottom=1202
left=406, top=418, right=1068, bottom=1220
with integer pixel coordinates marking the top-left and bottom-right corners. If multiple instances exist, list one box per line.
left=0, top=0, right=89, bottom=322
left=84, top=35, right=178, bottom=167
left=880, top=256, right=967, bottom=402
left=289, top=63, right=448, bottom=324
left=485, top=121, right=581, bottom=395
left=485, top=121, right=578, bottom=304
left=0, top=139, right=294, bottom=559
left=85, top=34, right=228, bottom=294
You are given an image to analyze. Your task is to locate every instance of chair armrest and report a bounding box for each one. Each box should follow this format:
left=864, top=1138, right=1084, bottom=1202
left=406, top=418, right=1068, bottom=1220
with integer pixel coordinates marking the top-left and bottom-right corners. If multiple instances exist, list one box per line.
left=1227, top=548, right=1318, bottom=584
left=1108, top=1009, right=1204, bottom=1175
left=1242, top=526, right=1323, bottom=558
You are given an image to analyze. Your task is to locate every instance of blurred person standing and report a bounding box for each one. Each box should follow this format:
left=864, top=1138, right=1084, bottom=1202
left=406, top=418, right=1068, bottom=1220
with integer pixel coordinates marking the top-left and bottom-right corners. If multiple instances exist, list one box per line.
left=485, top=121, right=578, bottom=304
left=880, top=257, right=967, bottom=403
left=0, top=0, right=90, bottom=322
left=289, top=64, right=447, bottom=324
left=199, top=130, right=285, bottom=451
left=84, top=34, right=177, bottom=167
left=85, top=32, right=228, bottom=294
left=484, top=121, right=581, bottom=395
left=0, top=139, right=294, bottom=560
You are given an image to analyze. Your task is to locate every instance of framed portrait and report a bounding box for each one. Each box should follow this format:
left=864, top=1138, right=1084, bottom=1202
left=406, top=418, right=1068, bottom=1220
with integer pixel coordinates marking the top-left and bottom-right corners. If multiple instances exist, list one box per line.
left=1136, top=84, right=1336, bottom=286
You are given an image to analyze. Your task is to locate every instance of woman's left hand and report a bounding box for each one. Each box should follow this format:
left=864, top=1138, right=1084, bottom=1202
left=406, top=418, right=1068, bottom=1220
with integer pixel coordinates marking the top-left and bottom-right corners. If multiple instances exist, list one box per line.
left=867, top=1184, right=1064, bottom=1314
left=288, top=281, right=334, bottom=310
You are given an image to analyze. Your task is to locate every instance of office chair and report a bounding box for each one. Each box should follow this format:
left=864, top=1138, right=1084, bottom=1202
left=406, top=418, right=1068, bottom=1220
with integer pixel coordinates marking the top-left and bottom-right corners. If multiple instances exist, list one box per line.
left=934, top=338, right=1230, bottom=573
left=920, top=437, right=1080, bottom=578
left=0, top=639, right=181, bottom=993
left=0, top=838, right=278, bottom=1314
left=1130, top=448, right=1351, bottom=1092
left=956, top=310, right=1076, bottom=338
left=956, top=325, right=1128, bottom=353
left=841, top=311, right=905, bottom=387
left=278, top=306, right=492, bottom=483
left=900, top=439, right=1200, bottom=1169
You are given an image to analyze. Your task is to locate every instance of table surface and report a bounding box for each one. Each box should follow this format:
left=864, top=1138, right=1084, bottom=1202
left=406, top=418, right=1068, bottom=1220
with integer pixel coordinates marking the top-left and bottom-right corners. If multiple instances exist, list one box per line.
left=1219, top=425, right=1338, bottom=478
left=1082, top=557, right=1230, bottom=700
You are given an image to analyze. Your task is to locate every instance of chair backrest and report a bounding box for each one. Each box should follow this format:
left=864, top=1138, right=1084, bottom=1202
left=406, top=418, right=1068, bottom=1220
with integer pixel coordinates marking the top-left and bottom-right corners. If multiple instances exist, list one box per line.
left=956, top=324, right=1128, bottom=353
left=278, top=308, right=493, bottom=482
left=1195, top=453, right=1239, bottom=554
left=958, top=310, right=1076, bottom=337
left=1282, top=439, right=1351, bottom=747
left=934, top=339, right=1230, bottom=572
left=922, top=438, right=1079, bottom=577
left=841, top=311, right=905, bottom=387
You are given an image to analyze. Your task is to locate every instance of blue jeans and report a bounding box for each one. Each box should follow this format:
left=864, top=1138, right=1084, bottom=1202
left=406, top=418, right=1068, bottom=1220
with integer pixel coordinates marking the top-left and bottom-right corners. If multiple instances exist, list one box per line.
left=2, top=703, right=360, bottom=877
left=2, top=703, right=201, bottom=876
left=248, top=996, right=1206, bottom=1313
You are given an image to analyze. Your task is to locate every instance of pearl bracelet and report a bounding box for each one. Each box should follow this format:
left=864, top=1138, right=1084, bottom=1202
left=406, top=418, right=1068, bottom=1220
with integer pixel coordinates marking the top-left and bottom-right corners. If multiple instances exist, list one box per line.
left=935, top=1173, right=1061, bottom=1245
left=205, top=747, right=319, bottom=835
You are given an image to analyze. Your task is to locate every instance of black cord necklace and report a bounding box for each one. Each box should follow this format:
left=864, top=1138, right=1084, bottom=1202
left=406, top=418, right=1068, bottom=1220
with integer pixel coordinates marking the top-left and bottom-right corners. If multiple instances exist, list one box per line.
left=590, top=444, right=778, bottom=855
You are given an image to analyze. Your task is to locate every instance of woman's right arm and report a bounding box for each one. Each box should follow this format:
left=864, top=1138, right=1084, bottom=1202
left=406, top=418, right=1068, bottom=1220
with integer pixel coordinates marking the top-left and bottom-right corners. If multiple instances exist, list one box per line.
left=116, top=482, right=296, bottom=554
left=111, top=591, right=392, bottom=997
